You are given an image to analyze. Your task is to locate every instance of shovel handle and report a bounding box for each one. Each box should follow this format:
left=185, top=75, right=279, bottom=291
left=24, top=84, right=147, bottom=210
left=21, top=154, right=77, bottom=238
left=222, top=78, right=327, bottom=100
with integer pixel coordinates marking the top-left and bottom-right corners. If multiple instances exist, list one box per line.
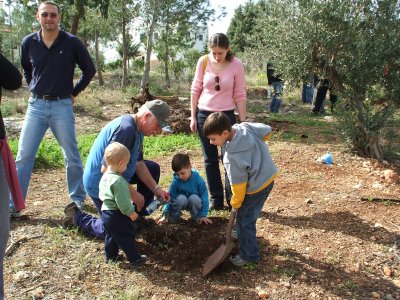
left=225, top=210, right=237, bottom=243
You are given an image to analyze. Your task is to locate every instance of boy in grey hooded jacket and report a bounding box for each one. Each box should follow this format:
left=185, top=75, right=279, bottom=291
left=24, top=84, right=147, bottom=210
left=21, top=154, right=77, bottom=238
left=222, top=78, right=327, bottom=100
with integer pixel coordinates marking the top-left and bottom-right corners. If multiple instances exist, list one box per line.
left=203, top=112, right=278, bottom=267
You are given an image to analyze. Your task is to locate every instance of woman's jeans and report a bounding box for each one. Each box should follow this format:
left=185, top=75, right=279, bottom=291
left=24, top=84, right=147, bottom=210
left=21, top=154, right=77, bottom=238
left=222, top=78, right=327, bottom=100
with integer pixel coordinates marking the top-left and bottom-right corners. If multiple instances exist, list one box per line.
left=10, top=97, right=86, bottom=209
left=197, top=109, right=236, bottom=208
left=0, top=157, right=10, bottom=300
left=236, top=181, right=274, bottom=262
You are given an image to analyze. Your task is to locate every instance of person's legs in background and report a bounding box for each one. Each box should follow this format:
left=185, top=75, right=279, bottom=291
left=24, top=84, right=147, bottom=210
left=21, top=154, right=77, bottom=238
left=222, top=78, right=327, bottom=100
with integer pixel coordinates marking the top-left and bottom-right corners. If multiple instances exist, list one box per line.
left=329, top=90, right=338, bottom=113
left=0, top=157, right=10, bottom=299
left=312, top=85, right=328, bottom=114
left=269, top=82, right=283, bottom=113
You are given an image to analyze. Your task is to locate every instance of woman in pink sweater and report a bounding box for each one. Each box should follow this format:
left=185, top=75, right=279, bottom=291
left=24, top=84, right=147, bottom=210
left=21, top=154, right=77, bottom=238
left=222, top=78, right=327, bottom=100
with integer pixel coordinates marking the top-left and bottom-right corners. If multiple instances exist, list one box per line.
left=190, top=33, right=247, bottom=210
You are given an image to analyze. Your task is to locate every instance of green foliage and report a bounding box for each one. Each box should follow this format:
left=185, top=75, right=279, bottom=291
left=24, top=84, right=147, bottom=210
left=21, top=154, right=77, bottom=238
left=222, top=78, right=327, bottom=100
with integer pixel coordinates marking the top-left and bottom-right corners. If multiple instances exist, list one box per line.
left=132, top=58, right=144, bottom=72
left=8, top=134, right=97, bottom=169
left=234, top=0, right=400, bottom=160
left=228, top=1, right=265, bottom=54
left=143, top=134, right=201, bottom=158
left=105, top=59, right=122, bottom=70
left=8, top=133, right=200, bottom=169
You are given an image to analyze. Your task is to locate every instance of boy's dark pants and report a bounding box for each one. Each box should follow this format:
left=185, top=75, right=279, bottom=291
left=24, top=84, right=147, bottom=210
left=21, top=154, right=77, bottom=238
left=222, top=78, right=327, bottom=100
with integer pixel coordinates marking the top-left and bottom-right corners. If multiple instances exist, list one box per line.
left=236, top=181, right=274, bottom=262
left=101, top=210, right=140, bottom=264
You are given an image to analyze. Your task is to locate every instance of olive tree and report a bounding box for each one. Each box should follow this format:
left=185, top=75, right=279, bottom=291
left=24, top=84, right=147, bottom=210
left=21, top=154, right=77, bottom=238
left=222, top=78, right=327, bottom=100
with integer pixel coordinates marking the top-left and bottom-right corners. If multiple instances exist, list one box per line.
left=251, top=0, right=400, bottom=160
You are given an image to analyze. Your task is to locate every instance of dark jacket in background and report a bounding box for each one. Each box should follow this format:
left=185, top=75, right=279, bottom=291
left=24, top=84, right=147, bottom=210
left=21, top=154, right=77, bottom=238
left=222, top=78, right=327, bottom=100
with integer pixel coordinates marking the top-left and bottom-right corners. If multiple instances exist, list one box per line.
left=0, top=53, right=22, bottom=139
left=266, top=63, right=283, bottom=84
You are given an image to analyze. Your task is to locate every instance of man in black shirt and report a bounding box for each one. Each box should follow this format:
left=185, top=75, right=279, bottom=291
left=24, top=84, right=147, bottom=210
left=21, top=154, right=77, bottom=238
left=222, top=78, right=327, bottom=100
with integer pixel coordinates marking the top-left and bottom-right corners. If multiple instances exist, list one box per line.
left=11, top=1, right=96, bottom=217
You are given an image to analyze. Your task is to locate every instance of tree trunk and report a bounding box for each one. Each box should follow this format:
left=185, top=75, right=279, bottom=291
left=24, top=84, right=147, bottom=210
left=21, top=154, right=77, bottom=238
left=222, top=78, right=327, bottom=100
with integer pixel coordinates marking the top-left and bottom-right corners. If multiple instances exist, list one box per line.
left=350, top=93, right=384, bottom=161
left=141, top=8, right=158, bottom=92
left=164, top=36, right=171, bottom=89
left=121, top=1, right=128, bottom=87
left=95, top=30, right=104, bottom=86
left=70, top=14, right=80, bottom=35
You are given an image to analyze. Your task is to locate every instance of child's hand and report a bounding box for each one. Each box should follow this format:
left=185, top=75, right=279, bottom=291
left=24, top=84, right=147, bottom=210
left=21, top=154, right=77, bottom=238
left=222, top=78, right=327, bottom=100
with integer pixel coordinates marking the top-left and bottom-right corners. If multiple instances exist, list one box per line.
left=157, top=215, right=168, bottom=224
left=198, top=217, right=212, bottom=225
left=130, top=211, right=139, bottom=222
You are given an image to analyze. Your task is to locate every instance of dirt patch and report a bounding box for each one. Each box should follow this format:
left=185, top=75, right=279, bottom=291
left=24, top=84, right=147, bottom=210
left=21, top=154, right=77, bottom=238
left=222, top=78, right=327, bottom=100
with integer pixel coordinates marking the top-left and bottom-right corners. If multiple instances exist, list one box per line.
left=4, top=92, right=400, bottom=299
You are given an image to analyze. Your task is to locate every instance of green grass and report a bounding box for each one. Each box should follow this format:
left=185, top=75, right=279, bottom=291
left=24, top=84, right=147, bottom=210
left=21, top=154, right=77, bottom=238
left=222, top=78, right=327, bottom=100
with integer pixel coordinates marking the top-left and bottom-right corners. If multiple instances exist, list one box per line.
left=8, top=132, right=200, bottom=170
left=143, top=133, right=201, bottom=158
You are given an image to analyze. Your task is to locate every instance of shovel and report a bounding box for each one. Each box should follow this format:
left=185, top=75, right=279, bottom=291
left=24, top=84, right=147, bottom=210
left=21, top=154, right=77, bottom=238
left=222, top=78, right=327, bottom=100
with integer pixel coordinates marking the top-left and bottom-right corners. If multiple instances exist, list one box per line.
left=202, top=209, right=237, bottom=277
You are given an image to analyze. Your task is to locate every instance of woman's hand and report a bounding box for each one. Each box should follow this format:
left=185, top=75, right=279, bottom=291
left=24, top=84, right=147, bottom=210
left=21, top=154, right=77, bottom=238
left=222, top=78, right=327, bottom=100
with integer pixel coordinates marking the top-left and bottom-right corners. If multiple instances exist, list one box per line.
left=190, top=117, right=197, bottom=132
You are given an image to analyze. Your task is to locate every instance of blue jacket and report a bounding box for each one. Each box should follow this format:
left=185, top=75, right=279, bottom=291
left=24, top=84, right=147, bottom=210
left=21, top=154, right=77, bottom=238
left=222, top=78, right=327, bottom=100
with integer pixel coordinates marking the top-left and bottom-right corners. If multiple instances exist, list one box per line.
left=164, top=169, right=209, bottom=218
left=83, top=115, right=143, bottom=199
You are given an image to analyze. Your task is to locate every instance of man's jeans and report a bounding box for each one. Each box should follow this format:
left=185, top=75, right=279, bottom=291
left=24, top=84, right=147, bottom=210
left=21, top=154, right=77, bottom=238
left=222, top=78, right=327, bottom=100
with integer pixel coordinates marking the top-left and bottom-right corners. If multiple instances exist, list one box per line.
left=10, top=97, right=86, bottom=209
left=197, top=109, right=235, bottom=207
left=269, top=82, right=283, bottom=113
left=0, top=157, right=10, bottom=299
left=236, top=181, right=274, bottom=262
left=302, top=83, right=314, bottom=104
left=166, top=194, right=202, bottom=222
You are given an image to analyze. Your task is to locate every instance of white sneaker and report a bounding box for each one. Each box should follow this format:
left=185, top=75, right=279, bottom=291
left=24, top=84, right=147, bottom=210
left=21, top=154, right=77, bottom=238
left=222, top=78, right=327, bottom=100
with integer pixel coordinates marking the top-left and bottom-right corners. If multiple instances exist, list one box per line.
left=10, top=209, right=22, bottom=218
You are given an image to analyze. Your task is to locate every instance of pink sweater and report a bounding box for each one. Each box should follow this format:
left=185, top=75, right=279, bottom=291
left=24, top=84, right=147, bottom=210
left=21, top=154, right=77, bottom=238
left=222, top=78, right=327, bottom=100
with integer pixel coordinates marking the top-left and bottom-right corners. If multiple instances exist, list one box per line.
left=191, top=55, right=246, bottom=112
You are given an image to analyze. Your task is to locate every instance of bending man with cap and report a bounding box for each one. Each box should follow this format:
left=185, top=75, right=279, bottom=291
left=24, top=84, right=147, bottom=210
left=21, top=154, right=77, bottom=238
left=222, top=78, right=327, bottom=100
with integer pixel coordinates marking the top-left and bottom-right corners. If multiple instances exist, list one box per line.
left=63, top=100, right=170, bottom=239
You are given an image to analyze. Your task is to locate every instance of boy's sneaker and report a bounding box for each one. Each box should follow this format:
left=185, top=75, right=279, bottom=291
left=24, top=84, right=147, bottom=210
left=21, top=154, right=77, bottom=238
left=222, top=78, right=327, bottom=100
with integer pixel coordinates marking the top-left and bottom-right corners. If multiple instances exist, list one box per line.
left=10, top=209, right=22, bottom=219
left=130, top=255, right=147, bottom=268
left=230, top=254, right=251, bottom=267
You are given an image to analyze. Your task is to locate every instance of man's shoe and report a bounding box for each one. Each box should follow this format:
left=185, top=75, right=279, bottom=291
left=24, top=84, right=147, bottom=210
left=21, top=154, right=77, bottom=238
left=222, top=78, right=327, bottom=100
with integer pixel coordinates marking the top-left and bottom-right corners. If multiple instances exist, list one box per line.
left=230, top=254, right=252, bottom=267
left=10, top=209, right=22, bottom=218
left=63, top=202, right=79, bottom=227
left=130, top=255, right=147, bottom=268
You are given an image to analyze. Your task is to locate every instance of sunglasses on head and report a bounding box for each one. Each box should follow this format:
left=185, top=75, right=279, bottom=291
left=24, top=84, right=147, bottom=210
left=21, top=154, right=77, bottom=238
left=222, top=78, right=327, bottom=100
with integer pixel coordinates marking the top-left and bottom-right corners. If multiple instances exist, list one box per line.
left=41, top=12, right=58, bottom=18
left=215, top=76, right=220, bottom=91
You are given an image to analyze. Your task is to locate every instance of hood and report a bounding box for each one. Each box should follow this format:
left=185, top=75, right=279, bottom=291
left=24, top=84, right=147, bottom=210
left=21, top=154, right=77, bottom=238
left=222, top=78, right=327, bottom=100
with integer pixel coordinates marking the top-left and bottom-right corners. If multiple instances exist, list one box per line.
left=225, top=123, right=271, bottom=154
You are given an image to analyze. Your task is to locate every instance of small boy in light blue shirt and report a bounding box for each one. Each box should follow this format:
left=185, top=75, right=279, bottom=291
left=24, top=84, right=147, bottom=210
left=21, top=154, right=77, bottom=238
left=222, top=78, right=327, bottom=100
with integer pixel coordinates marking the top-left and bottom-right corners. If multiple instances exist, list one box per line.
left=158, top=153, right=212, bottom=225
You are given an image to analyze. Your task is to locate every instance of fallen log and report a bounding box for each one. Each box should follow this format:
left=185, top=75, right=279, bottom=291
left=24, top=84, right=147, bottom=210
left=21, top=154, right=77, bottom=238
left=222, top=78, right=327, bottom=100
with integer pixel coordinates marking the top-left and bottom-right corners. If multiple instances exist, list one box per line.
left=361, top=197, right=400, bottom=204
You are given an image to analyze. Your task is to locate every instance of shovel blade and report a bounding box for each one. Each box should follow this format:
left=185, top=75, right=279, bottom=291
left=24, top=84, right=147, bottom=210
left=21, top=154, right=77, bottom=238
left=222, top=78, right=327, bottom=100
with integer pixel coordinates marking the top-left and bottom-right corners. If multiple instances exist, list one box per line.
left=202, top=242, right=234, bottom=277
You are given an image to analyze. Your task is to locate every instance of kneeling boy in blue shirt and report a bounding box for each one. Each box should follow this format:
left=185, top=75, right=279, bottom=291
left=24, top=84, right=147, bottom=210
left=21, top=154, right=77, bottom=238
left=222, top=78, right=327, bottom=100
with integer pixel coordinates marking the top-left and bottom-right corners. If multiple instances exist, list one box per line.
left=158, top=153, right=212, bottom=225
